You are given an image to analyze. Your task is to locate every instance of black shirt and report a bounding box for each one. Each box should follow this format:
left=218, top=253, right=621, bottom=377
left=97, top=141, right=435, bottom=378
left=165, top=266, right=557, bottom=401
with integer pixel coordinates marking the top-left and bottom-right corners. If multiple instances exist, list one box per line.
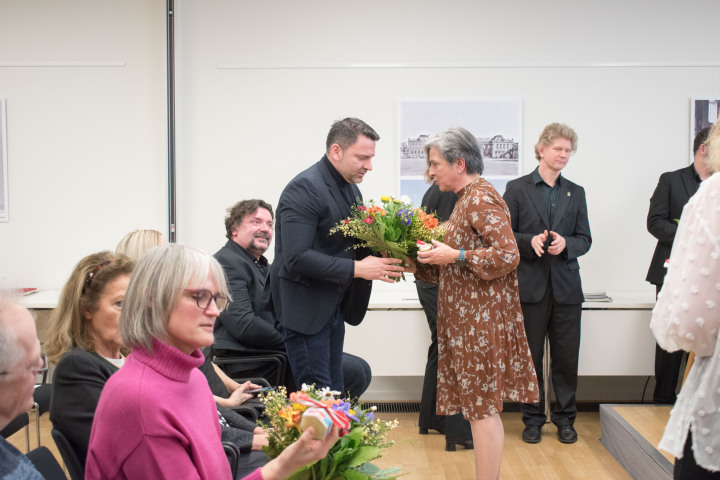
left=533, top=167, right=562, bottom=226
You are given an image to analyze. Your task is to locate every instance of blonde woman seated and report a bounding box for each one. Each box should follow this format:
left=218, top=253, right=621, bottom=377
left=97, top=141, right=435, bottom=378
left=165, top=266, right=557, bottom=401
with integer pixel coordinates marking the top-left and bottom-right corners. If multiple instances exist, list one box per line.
left=86, top=244, right=337, bottom=479
left=45, top=252, right=134, bottom=464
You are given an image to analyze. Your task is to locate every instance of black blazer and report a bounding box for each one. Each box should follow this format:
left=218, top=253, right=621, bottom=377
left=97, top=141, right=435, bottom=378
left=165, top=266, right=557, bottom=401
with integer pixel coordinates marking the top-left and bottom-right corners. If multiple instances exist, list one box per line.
left=213, top=240, right=284, bottom=353
left=646, top=165, right=699, bottom=285
left=50, top=349, right=119, bottom=464
left=270, top=156, right=372, bottom=336
left=503, top=171, right=592, bottom=305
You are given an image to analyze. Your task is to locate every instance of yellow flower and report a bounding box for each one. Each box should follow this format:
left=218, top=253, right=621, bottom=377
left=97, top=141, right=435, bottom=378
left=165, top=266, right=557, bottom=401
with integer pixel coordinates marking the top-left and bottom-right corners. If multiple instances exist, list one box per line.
left=380, top=195, right=391, bottom=202
left=279, top=405, right=302, bottom=429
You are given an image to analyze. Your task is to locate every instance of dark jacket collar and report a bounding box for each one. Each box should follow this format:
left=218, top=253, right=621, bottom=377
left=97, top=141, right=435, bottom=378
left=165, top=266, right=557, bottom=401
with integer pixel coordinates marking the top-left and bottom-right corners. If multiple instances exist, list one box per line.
left=224, top=239, right=268, bottom=267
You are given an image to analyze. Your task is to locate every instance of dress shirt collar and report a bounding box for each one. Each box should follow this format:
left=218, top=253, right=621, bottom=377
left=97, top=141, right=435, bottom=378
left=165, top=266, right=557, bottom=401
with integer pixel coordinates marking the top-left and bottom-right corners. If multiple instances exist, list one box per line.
left=532, top=166, right=563, bottom=187
left=227, top=239, right=269, bottom=268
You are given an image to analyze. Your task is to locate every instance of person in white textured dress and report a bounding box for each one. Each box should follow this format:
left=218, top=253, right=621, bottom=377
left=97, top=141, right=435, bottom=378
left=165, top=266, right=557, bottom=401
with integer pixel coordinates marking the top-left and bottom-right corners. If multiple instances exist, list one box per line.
left=651, top=122, right=720, bottom=479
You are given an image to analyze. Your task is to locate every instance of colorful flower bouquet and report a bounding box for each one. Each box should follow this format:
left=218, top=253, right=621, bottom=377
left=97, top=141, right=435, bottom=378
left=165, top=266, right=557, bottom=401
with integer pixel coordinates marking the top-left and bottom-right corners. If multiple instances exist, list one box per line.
left=259, top=384, right=401, bottom=480
left=329, top=196, right=445, bottom=273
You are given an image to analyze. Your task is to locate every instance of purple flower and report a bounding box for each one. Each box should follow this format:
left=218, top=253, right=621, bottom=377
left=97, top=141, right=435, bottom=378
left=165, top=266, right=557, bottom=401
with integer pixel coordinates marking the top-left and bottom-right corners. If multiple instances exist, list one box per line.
left=332, top=401, right=360, bottom=422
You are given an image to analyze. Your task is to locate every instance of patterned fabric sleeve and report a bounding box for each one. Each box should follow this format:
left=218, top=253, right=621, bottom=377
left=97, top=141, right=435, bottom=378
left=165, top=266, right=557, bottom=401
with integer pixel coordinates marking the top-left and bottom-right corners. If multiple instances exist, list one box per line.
left=464, top=188, right=520, bottom=282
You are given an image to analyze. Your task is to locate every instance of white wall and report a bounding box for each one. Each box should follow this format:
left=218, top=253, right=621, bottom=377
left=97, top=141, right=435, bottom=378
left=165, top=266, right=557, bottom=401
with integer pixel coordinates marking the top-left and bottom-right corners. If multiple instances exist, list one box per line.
left=175, top=0, right=720, bottom=295
left=0, top=0, right=167, bottom=289
left=2, top=0, right=720, bottom=295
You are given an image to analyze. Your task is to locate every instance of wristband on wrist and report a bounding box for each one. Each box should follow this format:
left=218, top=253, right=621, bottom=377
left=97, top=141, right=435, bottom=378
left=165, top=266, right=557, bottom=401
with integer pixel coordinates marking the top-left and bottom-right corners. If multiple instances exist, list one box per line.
left=456, top=248, right=466, bottom=264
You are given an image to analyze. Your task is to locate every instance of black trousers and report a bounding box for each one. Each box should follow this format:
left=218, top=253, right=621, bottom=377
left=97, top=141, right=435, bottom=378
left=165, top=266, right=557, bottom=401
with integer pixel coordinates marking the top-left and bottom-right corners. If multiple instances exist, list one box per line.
left=519, top=286, right=581, bottom=427
left=214, top=349, right=371, bottom=400
left=674, top=431, right=720, bottom=479
left=416, top=280, right=472, bottom=441
left=653, top=283, right=685, bottom=404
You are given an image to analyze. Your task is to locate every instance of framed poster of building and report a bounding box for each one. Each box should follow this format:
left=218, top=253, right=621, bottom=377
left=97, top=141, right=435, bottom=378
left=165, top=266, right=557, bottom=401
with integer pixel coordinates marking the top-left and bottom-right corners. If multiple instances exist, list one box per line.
left=0, top=98, right=7, bottom=222
left=398, top=98, right=522, bottom=206
left=691, top=98, right=719, bottom=162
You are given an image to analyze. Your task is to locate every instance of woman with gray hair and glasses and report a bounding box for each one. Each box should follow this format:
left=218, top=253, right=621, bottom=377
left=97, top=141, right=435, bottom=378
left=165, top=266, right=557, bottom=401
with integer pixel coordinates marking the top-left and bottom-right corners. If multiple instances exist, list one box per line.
left=85, top=244, right=338, bottom=480
left=414, top=127, right=538, bottom=480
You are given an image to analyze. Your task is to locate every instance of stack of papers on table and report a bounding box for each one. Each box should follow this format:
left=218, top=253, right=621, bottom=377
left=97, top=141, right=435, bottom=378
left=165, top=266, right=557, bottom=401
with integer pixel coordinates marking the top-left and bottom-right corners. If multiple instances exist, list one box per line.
left=583, top=291, right=612, bottom=302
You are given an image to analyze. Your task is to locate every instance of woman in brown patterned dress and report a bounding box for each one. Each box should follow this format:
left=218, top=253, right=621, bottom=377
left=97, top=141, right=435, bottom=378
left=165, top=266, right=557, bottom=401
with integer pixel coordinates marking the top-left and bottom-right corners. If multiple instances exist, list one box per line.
left=415, top=127, right=538, bottom=480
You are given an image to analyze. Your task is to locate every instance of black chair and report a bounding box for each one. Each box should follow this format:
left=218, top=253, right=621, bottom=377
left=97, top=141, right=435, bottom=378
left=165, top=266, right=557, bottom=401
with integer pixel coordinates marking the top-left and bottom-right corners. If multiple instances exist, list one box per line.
left=26, top=446, right=67, bottom=480
left=222, top=441, right=239, bottom=479
left=32, top=383, right=52, bottom=448
left=212, top=351, right=288, bottom=387
left=51, top=427, right=84, bottom=480
left=0, top=412, right=30, bottom=452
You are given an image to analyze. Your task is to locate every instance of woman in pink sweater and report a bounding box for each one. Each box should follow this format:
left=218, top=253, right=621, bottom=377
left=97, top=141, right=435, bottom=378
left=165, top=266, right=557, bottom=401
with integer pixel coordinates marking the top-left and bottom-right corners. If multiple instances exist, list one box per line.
left=85, top=244, right=337, bottom=480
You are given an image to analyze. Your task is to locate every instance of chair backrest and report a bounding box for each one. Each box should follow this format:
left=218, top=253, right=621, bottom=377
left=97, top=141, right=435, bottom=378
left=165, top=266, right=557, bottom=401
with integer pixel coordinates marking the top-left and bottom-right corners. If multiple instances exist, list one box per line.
left=1, top=412, right=30, bottom=452
left=26, top=446, right=67, bottom=480
left=51, top=427, right=85, bottom=480
left=0, top=412, right=29, bottom=438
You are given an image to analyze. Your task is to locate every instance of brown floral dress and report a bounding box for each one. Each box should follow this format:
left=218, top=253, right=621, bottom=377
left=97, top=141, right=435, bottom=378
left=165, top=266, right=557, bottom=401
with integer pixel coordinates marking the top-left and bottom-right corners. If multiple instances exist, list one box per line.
left=433, top=177, right=538, bottom=420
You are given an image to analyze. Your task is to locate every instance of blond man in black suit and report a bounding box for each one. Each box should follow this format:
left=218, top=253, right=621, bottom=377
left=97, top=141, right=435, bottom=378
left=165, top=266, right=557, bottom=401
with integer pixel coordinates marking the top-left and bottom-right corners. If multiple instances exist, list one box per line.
left=503, top=123, right=592, bottom=445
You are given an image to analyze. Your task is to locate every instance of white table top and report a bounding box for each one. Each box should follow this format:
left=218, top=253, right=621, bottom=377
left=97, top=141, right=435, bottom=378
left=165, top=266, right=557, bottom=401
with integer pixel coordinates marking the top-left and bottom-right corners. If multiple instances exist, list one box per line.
left=18, top=286, right=657, bottom=311
left=366, top=278, right=656, bottom=310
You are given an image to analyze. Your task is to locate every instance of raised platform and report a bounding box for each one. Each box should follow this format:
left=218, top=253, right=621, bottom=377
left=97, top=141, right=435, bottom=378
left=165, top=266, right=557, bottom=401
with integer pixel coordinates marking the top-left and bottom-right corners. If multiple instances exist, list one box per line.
left=600, top=404, right=673, bottom=479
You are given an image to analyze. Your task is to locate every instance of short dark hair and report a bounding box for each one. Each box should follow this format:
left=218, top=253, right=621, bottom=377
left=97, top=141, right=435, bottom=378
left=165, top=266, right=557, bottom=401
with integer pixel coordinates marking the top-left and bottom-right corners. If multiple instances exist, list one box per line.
left=225, top=199, right=274, bottom=240
left=694, top=125, right=714, bottom=155
left=325, top=118, right=380, bottom=153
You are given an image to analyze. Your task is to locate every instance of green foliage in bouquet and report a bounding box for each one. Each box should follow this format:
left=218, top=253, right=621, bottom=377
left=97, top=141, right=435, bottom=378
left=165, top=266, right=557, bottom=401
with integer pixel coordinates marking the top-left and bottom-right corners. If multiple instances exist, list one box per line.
left=259, top=385, right=402, bottom=480
left=329, top=195, right=445, bottom=262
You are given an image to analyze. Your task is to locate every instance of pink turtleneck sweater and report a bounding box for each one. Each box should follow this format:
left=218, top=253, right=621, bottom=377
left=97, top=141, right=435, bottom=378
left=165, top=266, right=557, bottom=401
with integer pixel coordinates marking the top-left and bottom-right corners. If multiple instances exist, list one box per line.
left=85, top=338, right=263, bottom=480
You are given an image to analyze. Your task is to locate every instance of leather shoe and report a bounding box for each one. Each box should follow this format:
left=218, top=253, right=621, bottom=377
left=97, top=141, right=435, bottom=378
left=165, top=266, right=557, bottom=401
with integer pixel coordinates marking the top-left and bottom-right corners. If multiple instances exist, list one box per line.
left=419, top=425, right=445, bottom=435
left=521, top=425, right=542, bottom=444
left=445, top=438, right=474, bottom=452
left=557, top=424, right=578, bottom=444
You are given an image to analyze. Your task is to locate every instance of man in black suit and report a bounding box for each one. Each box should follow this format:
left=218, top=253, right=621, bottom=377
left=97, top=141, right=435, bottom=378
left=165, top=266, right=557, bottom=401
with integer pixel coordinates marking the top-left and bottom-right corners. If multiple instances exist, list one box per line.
left=270, top=118, right=406, bottom=393
left=213, top=199, right=372, bottom=399
left=646, top=125, right=713, bottom=404
left=503, top=123, right=592, bottom=444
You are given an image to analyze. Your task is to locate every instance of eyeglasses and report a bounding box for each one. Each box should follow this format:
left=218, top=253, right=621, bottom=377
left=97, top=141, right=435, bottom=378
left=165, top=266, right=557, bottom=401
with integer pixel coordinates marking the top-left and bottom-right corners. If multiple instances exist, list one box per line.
left=82, top=260, right=114, bottom=294
left=184, top=289, right=229, bottom=312
left=0, top=352, right=48, bottom=376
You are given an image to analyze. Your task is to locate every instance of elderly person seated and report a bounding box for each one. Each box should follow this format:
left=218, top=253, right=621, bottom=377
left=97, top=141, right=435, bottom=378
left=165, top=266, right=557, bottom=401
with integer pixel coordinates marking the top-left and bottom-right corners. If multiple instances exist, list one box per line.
left=45, top=252, right=134, bottom=465
left=0, top=296, right=48, bottom=479
left=86, top=244, right=337, bottom=479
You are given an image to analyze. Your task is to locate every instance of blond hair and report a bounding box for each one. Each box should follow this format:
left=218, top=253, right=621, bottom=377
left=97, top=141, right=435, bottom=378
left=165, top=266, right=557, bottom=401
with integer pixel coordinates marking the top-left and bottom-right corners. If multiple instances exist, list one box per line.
left=534, top=123, right=578, bottom=161
left=706, top=123, right=720, bottom=173
left=45, top=252, right=134, bottom=363
left=116, top=229, right=165, bottom=261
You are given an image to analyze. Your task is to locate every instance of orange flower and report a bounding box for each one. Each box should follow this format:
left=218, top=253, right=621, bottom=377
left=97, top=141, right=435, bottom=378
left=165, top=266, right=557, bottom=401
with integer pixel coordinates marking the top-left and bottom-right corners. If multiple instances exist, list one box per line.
left=367, top=205, right=386, bottom=215
left=279, top=405, right=302, bottom=429
left=423, top=216, right=439, bottom=229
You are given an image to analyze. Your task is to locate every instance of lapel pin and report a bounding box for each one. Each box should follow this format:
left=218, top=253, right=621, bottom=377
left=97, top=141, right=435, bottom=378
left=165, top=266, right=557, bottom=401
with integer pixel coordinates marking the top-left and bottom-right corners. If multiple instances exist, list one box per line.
left=567, top=192, right=571, bottom=196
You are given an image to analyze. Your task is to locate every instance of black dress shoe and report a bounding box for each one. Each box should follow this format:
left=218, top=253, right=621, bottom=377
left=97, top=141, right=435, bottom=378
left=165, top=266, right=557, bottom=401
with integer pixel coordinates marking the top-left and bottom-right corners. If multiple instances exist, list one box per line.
left=522, top=425, right=542, bottom=444
left=445, top=438, right=474, bottom=452
left=557, top=424, right=578, bottom=444
left=419, top=425, right=445, bottom=435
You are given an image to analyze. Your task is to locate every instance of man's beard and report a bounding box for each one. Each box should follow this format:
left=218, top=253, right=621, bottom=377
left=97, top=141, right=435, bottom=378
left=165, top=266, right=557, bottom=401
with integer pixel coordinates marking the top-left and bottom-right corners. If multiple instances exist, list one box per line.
left=248, top=235, right=270, bottom=255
